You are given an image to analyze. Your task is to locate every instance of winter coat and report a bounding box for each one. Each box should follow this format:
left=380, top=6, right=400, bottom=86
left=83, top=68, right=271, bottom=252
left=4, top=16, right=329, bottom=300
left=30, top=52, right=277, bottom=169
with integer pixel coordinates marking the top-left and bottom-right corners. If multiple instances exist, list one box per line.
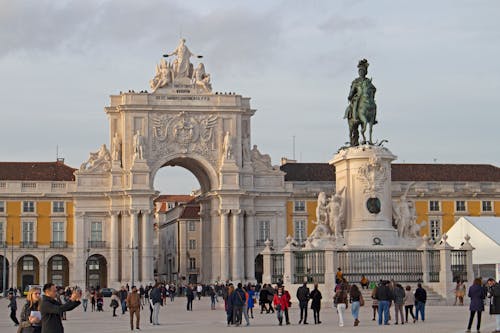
left=414, top=287, right=427, bottom=303
left=404, top=290, right=415, bottom=306
left=468, top=284, right=486, bottom=312
left=231, top=288, right=246, bottom=307
left=40, top=295, right=80, bottom=333
left=310, top=288, right=322, bottom=310
left=394, top=286, right=406, bottom=305
left=296, top=285, right=310, bottom=303
left=375, top=285, right=393, bottom=301
left=247, top=290, right=255, bottom=308
left=489, top=283, right=500, bottom=315
left=273, top=293, right=289, bottom=311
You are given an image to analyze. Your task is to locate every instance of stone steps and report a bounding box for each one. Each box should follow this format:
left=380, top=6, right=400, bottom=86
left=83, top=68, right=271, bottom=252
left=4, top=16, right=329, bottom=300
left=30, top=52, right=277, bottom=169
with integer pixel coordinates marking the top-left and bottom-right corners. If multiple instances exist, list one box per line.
left=358, top=283, right=446, bottom=306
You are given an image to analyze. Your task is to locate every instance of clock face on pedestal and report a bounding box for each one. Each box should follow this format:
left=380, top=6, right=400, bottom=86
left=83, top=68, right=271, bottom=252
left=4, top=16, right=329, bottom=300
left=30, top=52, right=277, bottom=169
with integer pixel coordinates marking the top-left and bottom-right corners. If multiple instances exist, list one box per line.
left=366, top=197, right=381, bottom=214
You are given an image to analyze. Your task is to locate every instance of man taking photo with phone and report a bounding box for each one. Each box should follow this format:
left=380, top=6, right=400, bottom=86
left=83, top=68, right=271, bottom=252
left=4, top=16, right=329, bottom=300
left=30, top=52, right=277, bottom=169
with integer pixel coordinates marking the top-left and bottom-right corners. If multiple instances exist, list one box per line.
left=40, top=283, right=81, bottom=333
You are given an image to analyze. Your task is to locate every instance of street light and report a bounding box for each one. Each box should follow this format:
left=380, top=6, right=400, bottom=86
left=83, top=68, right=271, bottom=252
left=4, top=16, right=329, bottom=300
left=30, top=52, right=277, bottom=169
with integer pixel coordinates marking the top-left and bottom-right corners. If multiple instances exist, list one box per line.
left=11, top=231, right=14, bottom=292
left=2, top=241, right=6, bottom=296
left=130, top=245, right=138, bottom=287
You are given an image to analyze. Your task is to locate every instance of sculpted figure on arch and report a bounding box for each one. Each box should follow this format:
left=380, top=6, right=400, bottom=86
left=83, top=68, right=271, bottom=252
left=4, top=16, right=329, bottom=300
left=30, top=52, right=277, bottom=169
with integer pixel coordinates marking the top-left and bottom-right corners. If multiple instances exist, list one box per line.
left=328, top=186, right=346, bottom=238
left=163, top=38, right=202, bottom=79
left=344, top=59, right=378, bottom=146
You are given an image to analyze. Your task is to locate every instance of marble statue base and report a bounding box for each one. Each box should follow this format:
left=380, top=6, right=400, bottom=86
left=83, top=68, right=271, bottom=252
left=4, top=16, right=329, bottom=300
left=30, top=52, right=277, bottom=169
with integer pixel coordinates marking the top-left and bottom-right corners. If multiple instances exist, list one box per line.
left=331, top=145, right=398, bottom=247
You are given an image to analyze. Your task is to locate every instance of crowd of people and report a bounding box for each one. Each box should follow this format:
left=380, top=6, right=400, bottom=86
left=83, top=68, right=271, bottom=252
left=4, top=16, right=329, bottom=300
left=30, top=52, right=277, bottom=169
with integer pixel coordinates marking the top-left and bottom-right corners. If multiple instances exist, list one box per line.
left=4, top=276, right=500, bottom=332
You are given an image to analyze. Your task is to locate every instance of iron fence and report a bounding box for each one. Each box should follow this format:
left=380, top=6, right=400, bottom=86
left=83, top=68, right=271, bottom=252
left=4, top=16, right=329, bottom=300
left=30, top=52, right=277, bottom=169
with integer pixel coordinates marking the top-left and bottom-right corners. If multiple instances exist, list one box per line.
left=428, top=250, right=440, bottom=282
left=338, top=250, right=424, bottom=283
left=294, top=251, right=325, bottom=284
left=451, top=250, right=467, bottom=282
left=271, top=253, right=284, bottom=284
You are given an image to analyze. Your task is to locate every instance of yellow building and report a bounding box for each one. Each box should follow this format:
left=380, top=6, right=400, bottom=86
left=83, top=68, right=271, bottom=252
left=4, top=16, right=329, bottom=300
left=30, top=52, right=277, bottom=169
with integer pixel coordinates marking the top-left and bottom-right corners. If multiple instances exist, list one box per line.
left=0, top=161, right=76, bottom=292
left=281, top=162, right=500, bottom=243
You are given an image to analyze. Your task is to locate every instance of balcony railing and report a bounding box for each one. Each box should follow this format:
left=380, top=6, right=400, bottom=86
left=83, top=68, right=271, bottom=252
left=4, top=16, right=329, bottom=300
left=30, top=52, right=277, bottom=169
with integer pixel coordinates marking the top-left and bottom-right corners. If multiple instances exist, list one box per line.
left=88, top=240, right=106, bottom=248
left=255, top=239, right=273, bottom=247
left=187, top=267, right=200, bottom=274
left=20, top=241, right=38, bottom=248
left=50, top=241, right=68, bottom=248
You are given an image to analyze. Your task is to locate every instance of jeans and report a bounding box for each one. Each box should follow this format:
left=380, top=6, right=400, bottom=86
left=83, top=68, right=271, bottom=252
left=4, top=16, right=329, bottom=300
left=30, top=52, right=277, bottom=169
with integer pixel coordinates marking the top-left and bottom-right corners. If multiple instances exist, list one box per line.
left=467, top=310, right=482, bottom=331
left=337, top=303, right=346, bottom=327
left=495, top=314, right=500, bottom=331
left=121, top=300, right=127, bottom=314
left=10, top=309, right=19, bottom=325
left=378, top=300, right=390, bottom=325
left=351, top=301, right=360, bottom=320
left=415, top=301, right=425, bottom=321
left=242, top=304, right=250, bottom=325
left=299, top=301, right=308, bottom=323
left=186, top=298, right=193, bottom=311
left=233, top=305, right=243, bottom=325
left=405, top=305, right=415, bottom=322
left=313, top=308, right=320, bottom=323
left=276, top=308, right=283, bottom=325
left=395, top=303, right=404, bottom=323
left=152, top=302, right=161, bottom=325
left=82, top=299, right=88, bottom=312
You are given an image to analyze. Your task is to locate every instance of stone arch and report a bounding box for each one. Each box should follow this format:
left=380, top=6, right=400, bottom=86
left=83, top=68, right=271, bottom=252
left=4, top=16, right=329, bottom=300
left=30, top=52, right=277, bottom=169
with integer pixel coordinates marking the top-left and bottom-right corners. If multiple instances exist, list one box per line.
left=150, top=152, right=219, bottom=193
left=47, top=255, right=70, bottom=287
left=17, top=254, right=40, bottom=292
left=0, top=255, right=9, bottom=292
left=86, top=254, right=107, bottom=289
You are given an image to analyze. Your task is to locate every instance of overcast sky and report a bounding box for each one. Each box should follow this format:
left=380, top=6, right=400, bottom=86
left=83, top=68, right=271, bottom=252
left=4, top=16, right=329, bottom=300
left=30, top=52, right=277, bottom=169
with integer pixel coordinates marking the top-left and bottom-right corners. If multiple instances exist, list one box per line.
left=1, top=0, right=499, bottom=194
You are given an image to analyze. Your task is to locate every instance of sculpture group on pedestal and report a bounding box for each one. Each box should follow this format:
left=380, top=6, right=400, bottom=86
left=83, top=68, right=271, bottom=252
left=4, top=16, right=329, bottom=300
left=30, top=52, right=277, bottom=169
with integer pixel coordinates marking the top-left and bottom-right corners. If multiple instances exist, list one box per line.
left=309, top=187, right=346, bottom=244
left=79, top=144, right=111, bottom=172
left=150, top=38, right=211, bottom=92
left=392, top=182, right=427, bottom=239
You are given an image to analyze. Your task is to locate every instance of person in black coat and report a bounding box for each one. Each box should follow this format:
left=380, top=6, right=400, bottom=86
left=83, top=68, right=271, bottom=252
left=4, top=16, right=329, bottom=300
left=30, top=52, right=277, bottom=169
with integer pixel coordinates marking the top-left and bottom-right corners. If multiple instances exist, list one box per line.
left=40, top=283, right=81, bottom=333
left=186, top=284, right=195, bottom=311
left=309, top=283, right=322, bottom=324
left=487, top=278, right=500, bottom=332
left=296, top=282, right=310, bottom=324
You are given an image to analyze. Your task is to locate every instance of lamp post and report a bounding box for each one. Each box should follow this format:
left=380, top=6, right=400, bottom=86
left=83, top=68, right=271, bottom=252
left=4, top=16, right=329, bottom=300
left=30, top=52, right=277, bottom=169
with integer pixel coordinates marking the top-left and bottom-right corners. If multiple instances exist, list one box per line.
left=11, top=231, right=14, bottom=292
left=2, top=241, right=6, bottom=296
left=131, top=245, right=138, bottom=287
left=86, top=246, right=90, bottom=289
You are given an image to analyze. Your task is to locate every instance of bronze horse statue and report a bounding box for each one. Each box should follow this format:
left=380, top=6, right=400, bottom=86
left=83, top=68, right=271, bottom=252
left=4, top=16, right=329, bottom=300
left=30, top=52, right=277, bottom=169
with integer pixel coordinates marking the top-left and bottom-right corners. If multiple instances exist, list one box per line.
left=344, top=59, right=377, bottom=146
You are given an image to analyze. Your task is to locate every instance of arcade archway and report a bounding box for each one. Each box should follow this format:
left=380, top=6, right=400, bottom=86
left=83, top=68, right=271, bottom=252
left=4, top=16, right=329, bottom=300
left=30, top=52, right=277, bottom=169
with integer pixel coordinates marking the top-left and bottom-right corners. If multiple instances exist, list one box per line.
left=86, top=254, right=107, bottom=289
left=0, top=256, right=9, bottom=292
left=17, top=255, right=39, bottom=292
left=47, top=255, right=69, bottom=287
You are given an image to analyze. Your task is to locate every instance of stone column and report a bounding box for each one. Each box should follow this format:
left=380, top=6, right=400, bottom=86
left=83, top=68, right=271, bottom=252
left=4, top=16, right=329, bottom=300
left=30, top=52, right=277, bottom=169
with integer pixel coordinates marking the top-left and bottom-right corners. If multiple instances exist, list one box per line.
left=437, top=234, right=454, bottom=304
left=460, top=235, right=475, bottom=286
left=72, top=212, right=86, bottom=287
left=282, top=236, right=295, bottom=286
left=109, top=211, right=120, bottom=287
left=324, top=240, right=338, bottom=301
left=178, top=220, right=187, bottom=279
left=244, top=210, right=256, bottom=281
left=130, top=210, right=139, bottom=286
left=231, top=209, right=243, bottom=282
left=418, top=235, right=432, bottom=284
left=219, top=209, right=230, bottom=282
left=261, top=240, right=273, bottom=284
left=141, top=211, right=153, bottom=284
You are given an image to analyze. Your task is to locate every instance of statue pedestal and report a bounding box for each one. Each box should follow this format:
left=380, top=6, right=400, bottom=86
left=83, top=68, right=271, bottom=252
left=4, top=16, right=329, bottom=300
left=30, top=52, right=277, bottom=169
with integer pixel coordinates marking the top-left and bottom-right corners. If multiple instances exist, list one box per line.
left=130, top=159, right=150, bottom=190
left=219, top=159, right=240, bottom=190
left=330, top=145, right=398, bottom=247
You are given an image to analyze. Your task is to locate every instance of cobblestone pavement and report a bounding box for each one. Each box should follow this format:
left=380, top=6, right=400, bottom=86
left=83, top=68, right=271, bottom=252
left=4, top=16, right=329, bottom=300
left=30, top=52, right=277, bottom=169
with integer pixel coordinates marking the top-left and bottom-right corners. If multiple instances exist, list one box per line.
left=0, top=296, right=497, bottom=333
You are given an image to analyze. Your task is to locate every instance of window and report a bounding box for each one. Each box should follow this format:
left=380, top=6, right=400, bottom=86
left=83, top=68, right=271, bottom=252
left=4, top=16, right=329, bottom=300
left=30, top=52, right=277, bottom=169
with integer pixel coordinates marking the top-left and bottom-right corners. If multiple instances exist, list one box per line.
left=51, top=274, right=63, bottom=287
left=429, top=201, right=440, bottom=212
left=258, top=220, right=270, bottom=241
left=188, top=221, right=196, bottom=231
left=22, top=221, right=35, bottom=242
left=0, top=201, right=4, bottom=213
left=189, top=258, right=196, bottom=269
left=52, top=256, right=63, bottom=270
left=22, top=256, right=34, bottom=271
left=430, top=219, right=441, bottom=240
left=90, top=222, right=102, bottom=241
left=52, top=222, right=65, bottom=242
left=456, top=201, right=466, bottom=212
left=52, top=201, right=65, bottom=213
left=294, top=219, right=307, bottom=243
left=294, top=200, right=306, bottom=212
left=482, top=201, right=492, bottom=212
left=188, top=239, right=196, bottom=250
left=0, top=221, right=4, bottom=242
left=23, top=201, right=35, bottom=213
left=167, top=202, right=175, bottom=209
left=88, top=258, right=99, bottom=270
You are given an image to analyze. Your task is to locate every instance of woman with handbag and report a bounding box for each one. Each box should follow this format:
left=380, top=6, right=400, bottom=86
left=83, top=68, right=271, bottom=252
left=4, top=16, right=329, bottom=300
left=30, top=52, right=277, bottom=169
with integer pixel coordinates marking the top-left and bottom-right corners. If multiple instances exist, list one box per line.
left=110, top=291, right=120, bottom=317
left=349, top=284, right=363, bottom=326
left=334, top=280, right=349, bottom=327
left=18, top=287, right=42, bottom=333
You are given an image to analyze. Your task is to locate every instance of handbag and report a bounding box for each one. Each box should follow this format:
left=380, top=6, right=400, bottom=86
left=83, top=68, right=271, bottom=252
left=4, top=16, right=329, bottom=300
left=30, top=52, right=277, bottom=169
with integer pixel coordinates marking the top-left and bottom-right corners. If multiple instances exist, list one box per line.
left=360, top=294, right=365, bottom=307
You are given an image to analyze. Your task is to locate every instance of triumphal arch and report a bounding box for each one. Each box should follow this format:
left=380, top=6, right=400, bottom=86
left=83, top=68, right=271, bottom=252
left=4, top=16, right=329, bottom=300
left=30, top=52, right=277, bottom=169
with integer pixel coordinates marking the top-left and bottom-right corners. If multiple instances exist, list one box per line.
left=71, top=39, right=288, bottom=288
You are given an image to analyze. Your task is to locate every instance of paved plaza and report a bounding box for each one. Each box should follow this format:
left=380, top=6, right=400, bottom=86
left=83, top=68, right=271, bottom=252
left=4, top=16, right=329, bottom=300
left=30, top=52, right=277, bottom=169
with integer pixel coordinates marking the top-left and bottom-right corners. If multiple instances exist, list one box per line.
left=0, top=296, right=497, bottom=333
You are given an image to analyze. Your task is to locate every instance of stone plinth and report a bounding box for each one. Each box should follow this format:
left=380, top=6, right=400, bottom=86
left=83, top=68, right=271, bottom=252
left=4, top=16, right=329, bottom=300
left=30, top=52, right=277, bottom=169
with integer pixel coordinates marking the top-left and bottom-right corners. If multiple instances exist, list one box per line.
left=330, top=145, right=398, bottom=247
